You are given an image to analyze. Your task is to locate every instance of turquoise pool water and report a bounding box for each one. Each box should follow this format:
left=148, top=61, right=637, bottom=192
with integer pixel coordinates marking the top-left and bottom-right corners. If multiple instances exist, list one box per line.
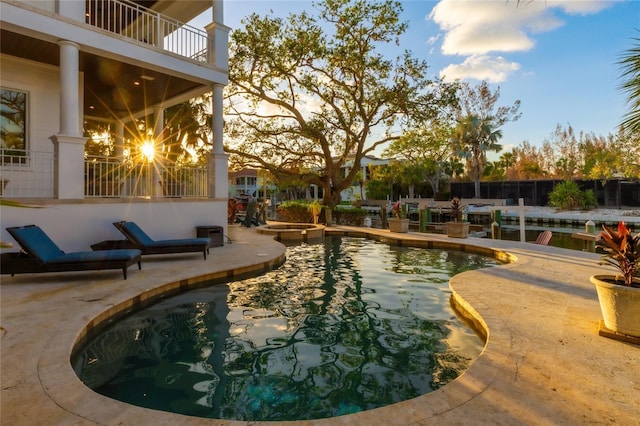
left=72, top=237, right=500, bottom=421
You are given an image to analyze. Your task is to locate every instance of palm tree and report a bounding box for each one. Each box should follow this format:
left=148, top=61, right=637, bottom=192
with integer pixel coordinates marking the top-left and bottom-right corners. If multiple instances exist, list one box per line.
left=618, top=30, right=640, bottom=137
left=452, top=114, right=503, bottom=198
left=499, top=152, right=516, bottom=178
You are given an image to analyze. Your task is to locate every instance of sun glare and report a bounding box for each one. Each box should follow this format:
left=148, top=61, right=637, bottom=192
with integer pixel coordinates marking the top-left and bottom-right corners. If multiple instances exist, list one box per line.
left=140, top=141, right=156, bottom=162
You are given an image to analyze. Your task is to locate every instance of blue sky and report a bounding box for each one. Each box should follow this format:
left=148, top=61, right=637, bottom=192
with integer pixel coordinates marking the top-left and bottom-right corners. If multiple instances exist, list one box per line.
left=218, top=0, right=639, bottom=153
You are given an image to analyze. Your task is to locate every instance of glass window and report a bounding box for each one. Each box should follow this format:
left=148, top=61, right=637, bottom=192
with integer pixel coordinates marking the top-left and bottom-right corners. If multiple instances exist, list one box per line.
left=1, top=88, right=27, bottom=160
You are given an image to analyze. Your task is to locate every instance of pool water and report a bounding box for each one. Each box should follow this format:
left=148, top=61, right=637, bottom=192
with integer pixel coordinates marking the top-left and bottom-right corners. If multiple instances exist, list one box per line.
left=72, top=237, right=500, bottom=421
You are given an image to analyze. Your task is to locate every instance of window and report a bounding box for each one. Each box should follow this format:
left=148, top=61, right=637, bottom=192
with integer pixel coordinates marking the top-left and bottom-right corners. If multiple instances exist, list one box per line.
left=1, top=87, right=27, bottom=163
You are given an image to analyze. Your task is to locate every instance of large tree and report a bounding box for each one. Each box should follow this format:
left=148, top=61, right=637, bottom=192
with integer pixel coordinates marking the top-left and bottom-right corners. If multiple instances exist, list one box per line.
left=453, top=114, right=503, bottom=197
left=383, top=121, right=455, bottom=196
left=452, top=81, right=521, bottom=198
left=224, top=0, right=455, bottom=216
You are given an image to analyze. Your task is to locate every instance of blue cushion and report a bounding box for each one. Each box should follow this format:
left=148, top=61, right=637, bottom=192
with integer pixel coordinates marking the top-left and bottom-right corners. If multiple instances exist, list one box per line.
left=120, top=222, right=155, bottom=246
left=47, top=249, right=141, bottom=264
left=8, top=225, right=64, bottom=262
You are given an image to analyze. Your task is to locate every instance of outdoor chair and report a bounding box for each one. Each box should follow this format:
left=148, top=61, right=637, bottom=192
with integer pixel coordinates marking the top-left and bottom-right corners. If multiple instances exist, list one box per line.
left=112, top=221, right=211, bottom=259
left=534, top=230, right=553, bottom=245
left=3, top=225, right=141, bottom=279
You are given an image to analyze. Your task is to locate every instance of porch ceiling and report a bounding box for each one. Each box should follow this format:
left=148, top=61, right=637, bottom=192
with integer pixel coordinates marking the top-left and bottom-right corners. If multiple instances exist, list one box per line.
left=1, top=29, right=203, bottom=121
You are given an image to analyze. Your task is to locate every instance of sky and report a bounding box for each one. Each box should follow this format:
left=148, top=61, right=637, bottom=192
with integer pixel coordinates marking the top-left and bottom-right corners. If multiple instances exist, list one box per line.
left=216, top=0, right=640, bottom=154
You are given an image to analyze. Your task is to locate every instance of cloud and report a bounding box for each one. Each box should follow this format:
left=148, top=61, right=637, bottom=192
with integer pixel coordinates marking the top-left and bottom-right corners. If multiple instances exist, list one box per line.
left=428, top=0, right=615, bottom=82
left=431, top=0, right=552, bottom=55
left=440, top=55, right=521, bottom=83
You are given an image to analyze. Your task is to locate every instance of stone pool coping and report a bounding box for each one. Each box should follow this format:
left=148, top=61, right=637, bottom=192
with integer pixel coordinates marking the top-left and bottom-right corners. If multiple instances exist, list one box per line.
left=1, top=226, right=638, bottom=425
left=256, top=221, right=326, bottom=243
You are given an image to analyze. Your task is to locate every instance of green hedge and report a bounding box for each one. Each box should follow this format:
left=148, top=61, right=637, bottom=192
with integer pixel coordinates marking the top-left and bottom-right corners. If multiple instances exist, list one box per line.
left=333, top=207, right=368, bottom=226
left=276, top=201, right=369, bottom=226
left=276, top=200, right=316, bottom=223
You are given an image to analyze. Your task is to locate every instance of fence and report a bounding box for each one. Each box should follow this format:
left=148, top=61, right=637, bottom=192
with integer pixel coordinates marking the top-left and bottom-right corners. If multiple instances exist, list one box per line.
left=86, top=0, right=209, bottom=62
left=0, top=148, right=55, bottom=198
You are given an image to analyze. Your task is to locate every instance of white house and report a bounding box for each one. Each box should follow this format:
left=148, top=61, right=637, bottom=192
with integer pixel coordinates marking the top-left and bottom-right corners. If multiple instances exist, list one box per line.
left=0, top=0, right=230, bottom=251
left=338, top=154, right=390, bottom=202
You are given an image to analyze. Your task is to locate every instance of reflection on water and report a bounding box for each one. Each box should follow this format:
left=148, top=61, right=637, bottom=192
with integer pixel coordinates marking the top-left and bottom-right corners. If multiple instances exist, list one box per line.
left=72, top=237, right=500, bottom=421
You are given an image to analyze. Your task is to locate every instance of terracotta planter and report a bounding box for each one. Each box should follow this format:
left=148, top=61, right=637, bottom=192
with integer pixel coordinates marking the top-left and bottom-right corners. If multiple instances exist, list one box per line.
left=591, top=275, right=640, bottom=337
left=446, top=221, right=469, bottom=238
left=388, top=218, right=409, bottom=233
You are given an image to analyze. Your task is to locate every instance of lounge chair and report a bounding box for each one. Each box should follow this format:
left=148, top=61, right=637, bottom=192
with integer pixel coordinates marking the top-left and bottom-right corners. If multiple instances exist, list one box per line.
left=3, top=225, right=141, bottom=279
left=534, top=230, right=553, bottom=245
left=112, top=221, right=211, bottom=259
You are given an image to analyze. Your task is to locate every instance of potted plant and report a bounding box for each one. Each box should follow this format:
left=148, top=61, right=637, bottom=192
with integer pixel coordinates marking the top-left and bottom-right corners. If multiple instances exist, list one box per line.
left=388, top=200, right=409, bottom=233
left=227, top=198, right=243, bottom=241
left=591, top=221, right=640, bottom=338
left=445, top=197, right=469, bottom=238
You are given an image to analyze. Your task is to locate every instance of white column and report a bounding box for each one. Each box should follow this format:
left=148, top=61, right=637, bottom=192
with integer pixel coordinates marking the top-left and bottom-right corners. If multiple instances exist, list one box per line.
left=213, top=0, right=223, bottom=23
left=152, top=106, right=164, bottom=197
left=51, top=40, right=86, bottom=199
left=212, top=84, right=224, bottom=154
left=115, top=121, right=127, bottom=195
left=207, top=3, right=230, bottom=205
left=205, top=3, right=230, bottom=71
left=207, top=84, right=228, bottom=199
left=519, top=198, right=526, bottom=242
left=114, top=121, right=125, bottom=159
left=59, top=41, right=81, bottom=136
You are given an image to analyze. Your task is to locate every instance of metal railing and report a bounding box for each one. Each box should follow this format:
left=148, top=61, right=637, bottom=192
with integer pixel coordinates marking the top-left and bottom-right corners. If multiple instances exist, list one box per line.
left=0, top=148, right=55, bottom=198
left=85, top=156, right=209, bottom=198
left=86, top=0, right=209, bottom=62
left=0, top=150, right=208, bottom=199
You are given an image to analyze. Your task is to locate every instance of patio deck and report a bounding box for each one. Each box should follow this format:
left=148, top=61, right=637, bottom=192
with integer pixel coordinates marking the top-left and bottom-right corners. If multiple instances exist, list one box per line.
left=1, top=226, right=638, bottom=425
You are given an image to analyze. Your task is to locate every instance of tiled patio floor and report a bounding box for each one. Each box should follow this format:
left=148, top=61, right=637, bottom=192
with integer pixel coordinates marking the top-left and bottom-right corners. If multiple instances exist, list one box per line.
left=1, top=226, right=638, bottom=425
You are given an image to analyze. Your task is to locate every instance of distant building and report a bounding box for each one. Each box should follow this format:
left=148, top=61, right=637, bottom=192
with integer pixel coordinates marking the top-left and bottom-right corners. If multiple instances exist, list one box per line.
left=337, top=155, right=390, bottom=202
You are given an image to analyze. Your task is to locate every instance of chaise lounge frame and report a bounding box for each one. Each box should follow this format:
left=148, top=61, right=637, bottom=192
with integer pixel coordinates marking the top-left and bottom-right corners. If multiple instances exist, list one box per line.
left=3, top=225, right=141, bottom=279
left=112, top=221, right=211, bottom=259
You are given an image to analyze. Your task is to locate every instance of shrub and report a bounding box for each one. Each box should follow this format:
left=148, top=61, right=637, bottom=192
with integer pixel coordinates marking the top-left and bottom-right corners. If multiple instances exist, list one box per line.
left=277, top=200, right=314, bottom=223
left=548, top=180, right=597, bottom=210
left=333, top=207, right=368, bottom=226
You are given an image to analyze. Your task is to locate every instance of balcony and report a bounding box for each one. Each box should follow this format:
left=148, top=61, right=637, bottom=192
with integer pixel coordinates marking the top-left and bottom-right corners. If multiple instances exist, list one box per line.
left=85, top=0, right=209, bottom=62
left=0, top=149, right=55, bottom=198
left=0, top=149, right=208, bottom=199
left=85, top=155, right=209, bottom=198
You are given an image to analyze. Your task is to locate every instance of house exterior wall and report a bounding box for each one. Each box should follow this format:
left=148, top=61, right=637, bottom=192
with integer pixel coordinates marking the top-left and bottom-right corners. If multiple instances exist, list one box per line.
left=340, top=156, right=390, bottom=202
left=1, top=1, right=229, bottom=249
left=1, top=55, right=62, bottom=155
left=19, top=0, right=55, bottom=13
left=1, top=200, right=227, bottom=252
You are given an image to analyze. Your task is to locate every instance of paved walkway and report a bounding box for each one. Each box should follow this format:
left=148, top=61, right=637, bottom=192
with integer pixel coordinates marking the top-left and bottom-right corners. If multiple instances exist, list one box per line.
left=1, top=226, right=638, bottom=425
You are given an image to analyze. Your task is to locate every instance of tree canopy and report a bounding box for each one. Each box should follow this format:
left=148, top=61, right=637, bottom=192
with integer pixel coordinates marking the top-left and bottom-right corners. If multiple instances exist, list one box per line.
left=383, top=120, right=456, bottom=196
left=224, top=0, right=456, bottom=209
left=618, top=30, right=640, bottom=137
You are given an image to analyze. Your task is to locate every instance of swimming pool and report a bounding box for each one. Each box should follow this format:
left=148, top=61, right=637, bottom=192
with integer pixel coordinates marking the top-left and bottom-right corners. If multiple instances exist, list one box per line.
left=72, top=237, right=501, bottom=421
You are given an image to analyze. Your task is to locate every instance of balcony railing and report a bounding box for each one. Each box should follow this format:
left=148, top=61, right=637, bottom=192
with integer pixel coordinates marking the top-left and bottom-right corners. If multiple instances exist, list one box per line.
left=0, top=148, right=55, bottom=198
left=85, top=156, right=209, bottom=198
left=86, top=0, right=209, bottom=62
left=0, top=150, right=208, bottom=199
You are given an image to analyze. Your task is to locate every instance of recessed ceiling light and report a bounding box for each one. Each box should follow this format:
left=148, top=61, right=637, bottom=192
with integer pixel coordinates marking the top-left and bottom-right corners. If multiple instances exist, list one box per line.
left=140, top=75, right=155, bottom=81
